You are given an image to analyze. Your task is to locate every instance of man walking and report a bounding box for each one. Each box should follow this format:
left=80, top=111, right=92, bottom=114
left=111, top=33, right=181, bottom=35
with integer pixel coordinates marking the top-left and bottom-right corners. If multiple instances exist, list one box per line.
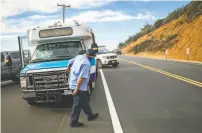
left=67, top=49, right=99, bottom=127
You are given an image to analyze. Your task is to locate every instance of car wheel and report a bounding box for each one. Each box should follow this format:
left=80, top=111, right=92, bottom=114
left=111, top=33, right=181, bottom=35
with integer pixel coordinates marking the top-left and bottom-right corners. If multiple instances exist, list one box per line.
left=97, top=60, right=103, bottom=68
left=112, top=63, right=119, bottom=67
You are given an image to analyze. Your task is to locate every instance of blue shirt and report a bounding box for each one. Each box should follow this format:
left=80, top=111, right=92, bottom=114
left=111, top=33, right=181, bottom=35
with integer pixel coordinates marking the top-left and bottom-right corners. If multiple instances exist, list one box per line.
left=67, top=54, right=90, bottom=91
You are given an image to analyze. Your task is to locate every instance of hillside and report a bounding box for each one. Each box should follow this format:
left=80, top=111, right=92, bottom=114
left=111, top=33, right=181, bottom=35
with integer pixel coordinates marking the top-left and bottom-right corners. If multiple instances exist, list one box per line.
left=121, top=1, right=202, bottom=62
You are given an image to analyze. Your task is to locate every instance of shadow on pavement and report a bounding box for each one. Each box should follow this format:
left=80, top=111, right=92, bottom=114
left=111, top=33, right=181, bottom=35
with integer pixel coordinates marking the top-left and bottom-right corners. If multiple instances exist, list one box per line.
left=101, top=65, right=119, bottom=69
left=30, top=97, right=73, bottom=109
left=1, top=80, right=16, bottom=88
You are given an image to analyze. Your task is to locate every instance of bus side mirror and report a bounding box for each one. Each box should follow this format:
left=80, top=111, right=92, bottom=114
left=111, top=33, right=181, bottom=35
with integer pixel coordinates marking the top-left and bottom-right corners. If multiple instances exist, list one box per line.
left=91, top=43, right=98, bottom=53
left=5, top=55, right=12, bottom=66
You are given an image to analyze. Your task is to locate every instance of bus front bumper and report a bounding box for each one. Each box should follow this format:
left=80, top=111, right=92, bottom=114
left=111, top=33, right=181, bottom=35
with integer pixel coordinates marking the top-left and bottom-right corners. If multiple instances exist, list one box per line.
left=21, top=88, right=73, bottom=103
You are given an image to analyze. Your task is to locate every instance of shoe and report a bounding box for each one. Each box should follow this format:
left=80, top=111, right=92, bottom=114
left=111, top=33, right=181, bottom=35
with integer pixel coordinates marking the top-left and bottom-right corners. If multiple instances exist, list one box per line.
left=88, top=113, right=99, bottom=121
left=70, top=122, right=84, bottom=127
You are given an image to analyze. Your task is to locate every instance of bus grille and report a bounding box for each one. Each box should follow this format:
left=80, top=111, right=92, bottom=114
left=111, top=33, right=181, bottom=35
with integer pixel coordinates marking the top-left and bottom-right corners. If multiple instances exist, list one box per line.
left=27, top=71, right=68, bottom=89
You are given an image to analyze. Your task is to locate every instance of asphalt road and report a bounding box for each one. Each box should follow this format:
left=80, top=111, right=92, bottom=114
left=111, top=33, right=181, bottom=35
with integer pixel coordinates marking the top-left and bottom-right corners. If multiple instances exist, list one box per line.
left=121, top=56, right=202, bottom=82
left=1, top=74, right=113, bottom=133
left=1, top=55, right=202, bottom=133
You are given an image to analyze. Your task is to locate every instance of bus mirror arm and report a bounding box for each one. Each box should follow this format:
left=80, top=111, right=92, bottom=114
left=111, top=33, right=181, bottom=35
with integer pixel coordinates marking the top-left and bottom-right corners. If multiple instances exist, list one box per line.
left=79, top=50, right=87, bottom=55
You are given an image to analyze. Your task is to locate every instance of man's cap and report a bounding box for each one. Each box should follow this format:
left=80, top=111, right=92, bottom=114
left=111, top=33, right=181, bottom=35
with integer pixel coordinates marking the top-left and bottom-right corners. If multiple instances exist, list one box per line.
left=86, top=48, right=96, bottom=56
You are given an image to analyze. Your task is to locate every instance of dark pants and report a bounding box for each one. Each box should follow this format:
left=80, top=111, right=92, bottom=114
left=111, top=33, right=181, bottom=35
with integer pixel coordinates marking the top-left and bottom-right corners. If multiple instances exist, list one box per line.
left=70, top=91, right=93, bottom=124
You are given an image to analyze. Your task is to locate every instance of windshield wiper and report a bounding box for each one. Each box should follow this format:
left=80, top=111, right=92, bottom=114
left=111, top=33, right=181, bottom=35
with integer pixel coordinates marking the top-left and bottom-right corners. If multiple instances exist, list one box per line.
left=30, top=58, right=43, bottom=62
left=30, top=56, right=73, bottom=63
left=56, top=56, right=73, bottom=59
left=56, top=56, right=71, bottom=57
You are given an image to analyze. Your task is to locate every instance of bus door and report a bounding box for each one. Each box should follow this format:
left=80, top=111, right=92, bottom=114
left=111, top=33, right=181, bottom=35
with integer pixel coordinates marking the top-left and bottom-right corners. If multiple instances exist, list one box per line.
left=18, top=36, right=31, bottom=68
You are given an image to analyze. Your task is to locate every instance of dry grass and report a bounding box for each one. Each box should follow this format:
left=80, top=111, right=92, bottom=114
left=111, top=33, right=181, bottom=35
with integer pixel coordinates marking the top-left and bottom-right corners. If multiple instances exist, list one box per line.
left=122, top=15, right=202, bottom=62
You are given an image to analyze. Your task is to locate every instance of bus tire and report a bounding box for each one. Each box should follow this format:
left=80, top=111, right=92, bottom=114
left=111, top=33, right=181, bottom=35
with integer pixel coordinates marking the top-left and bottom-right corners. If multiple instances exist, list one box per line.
left=27, top=100, right=36, bottom=106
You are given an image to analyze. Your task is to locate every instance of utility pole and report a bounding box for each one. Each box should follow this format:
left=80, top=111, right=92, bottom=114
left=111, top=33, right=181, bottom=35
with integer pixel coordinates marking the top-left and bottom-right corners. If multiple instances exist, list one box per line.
left=57, top=3, right=70, bottom=23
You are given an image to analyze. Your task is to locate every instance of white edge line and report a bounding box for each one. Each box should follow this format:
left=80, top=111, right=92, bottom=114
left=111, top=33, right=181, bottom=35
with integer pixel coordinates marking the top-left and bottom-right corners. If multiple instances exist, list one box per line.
left=100, top=69, right=123, bottom=133
left=57, top=113, right=67, bottom=133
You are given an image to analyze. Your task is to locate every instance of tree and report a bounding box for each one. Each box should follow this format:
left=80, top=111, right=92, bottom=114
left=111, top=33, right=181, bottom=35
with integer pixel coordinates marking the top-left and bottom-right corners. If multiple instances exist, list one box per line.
left=118, top=42, right=124, bottom=49
left=141, top=23, right=152, bottom=31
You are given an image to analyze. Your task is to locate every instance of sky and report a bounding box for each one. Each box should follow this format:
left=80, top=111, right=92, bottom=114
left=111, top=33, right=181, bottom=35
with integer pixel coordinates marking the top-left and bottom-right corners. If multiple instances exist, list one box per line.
left=0, top=0, right=190, bottom=51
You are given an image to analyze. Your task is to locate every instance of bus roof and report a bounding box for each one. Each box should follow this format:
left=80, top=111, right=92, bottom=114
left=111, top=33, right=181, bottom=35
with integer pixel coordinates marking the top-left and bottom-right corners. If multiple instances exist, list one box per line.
left=28, top=21, right=93, bottom=43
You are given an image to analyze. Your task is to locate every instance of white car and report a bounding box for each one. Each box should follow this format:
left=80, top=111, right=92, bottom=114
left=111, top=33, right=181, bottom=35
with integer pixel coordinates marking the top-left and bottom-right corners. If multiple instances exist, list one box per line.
left=96, top=46, right=119, bottom=68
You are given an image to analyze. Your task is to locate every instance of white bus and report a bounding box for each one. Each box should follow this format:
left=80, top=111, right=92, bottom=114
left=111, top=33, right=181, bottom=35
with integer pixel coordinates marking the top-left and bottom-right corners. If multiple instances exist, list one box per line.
left=15, top=21, right=98, bottom=105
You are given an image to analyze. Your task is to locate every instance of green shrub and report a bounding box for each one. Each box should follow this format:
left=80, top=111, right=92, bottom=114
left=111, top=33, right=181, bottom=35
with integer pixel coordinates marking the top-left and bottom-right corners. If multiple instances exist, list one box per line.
left=121, top=1, right=201, bottom=51
left=132, top=40, right=152, bottom=54
left=164, top=7, right=184, bottom=24
left=178, top=19, right=185, bottom=25
left=165, top=34, right=178, bottom=43
left=185, top=1, right=202, bottom=19
left=160, top=34, right=164, bottom=40
left=153, top=19, right=165, bottom=29
left=130, top=34, right=178, bottom=54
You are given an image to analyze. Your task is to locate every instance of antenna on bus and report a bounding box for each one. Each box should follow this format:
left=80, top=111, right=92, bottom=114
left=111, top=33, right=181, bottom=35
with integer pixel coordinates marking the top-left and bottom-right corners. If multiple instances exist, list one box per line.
left=57, top=3, right=71, bottom=23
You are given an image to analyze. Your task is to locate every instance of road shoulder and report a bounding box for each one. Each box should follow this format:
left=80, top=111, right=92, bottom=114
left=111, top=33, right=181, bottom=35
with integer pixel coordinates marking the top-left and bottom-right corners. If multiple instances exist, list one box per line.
left=123, top=55, right=202, bottom=65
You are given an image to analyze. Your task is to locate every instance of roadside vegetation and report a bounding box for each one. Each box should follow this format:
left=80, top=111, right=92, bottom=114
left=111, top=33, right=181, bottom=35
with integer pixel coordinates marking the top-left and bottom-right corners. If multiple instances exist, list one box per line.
left=128, top=34, right=178, bottom=54
left=118, top=1, right=202, bottom=55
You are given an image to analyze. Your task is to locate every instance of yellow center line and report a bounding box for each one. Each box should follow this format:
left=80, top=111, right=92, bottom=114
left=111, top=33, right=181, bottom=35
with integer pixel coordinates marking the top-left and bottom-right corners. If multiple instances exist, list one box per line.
left=120, top=59, right=202, bottom=88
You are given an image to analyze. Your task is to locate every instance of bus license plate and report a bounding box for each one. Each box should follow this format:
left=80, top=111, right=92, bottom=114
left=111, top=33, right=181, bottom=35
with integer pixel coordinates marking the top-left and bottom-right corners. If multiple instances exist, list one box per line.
left=112, top=61, right=115, bottom=63
left=22, top=92, right=36, bottom=98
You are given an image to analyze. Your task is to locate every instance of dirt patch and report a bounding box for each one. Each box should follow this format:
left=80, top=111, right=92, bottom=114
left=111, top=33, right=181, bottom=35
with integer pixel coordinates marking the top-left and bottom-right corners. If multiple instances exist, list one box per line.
left=122, top=15, right=202, bottom=62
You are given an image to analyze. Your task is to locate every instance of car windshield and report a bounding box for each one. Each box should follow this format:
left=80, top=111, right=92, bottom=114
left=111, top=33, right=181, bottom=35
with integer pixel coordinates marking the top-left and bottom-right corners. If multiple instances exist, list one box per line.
left=97, top=47, right=109, bottom=54
left=31, top=41, right=82, bottom=62
left=10, top=51, right=29, bottom=59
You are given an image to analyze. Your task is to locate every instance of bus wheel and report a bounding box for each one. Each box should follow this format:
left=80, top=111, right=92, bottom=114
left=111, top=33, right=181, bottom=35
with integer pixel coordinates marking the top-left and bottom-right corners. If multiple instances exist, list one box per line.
left=27, top=100, right=36, bottom=106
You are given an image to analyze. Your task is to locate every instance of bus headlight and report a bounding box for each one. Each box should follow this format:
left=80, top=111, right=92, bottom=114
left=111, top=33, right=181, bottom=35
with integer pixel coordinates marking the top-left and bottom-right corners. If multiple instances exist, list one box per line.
left=20, top=77, right=27, bottom=88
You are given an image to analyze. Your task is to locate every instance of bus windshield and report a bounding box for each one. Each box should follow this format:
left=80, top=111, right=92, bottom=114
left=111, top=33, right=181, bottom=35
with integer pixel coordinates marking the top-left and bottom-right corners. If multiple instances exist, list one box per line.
left=31, top=41, right=83, bottom=62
